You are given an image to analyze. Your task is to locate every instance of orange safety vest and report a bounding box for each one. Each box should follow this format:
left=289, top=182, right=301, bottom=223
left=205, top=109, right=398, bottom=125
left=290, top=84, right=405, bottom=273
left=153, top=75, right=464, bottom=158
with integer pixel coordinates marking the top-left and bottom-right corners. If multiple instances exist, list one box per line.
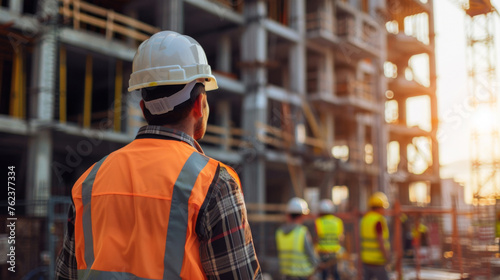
left=72, top=138, right=238, bottom=279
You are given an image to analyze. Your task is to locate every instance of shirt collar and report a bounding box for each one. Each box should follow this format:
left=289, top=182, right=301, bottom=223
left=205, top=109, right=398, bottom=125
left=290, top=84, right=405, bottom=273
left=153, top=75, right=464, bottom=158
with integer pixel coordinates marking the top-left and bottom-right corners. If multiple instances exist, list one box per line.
left=135, top=125, right=205, bottom=154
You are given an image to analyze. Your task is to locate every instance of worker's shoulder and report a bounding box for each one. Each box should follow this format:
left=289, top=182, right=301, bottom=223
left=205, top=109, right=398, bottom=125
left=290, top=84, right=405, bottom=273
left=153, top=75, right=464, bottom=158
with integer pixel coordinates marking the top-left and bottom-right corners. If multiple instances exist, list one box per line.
left=217, top=163, right=240, bottom=181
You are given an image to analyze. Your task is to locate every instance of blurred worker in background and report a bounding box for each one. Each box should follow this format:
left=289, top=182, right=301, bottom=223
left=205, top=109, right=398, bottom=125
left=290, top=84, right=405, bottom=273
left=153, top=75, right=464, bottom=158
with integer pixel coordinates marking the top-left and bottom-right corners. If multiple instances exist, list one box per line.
left=314, top=199, right=344, bottom=280
left=276, top=197, right=320, bottom=280
left=360, top=192, right=391, bottom=280
left=412, top=218, right=429, bottom=248
left=55, top=30, right=262, bottom=280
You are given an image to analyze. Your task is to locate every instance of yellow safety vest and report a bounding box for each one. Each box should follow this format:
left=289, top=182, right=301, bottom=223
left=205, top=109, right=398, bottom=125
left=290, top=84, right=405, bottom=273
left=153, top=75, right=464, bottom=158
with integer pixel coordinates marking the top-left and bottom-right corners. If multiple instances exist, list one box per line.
left=496, top=220, right=500, bottom=238
left=411, top=224, right=428, bottom=240
left=360, top=211, right=390, bottom=265
left=276, top=225, right=315, bottom=277
left=315, top=215, right=343, bottom=253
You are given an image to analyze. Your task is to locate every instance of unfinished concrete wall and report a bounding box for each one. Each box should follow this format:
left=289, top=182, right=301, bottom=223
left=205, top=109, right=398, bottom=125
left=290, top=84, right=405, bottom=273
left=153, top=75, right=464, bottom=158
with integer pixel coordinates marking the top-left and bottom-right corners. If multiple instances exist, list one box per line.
left=385, top=0, right=440, bottom=206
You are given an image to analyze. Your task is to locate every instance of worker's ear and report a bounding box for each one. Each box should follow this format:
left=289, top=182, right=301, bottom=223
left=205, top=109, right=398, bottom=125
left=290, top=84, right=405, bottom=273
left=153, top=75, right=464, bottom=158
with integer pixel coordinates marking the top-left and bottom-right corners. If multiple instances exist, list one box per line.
left=140, top=99, right=146, bottom=118
left=192, top=93, right=205, bottom=119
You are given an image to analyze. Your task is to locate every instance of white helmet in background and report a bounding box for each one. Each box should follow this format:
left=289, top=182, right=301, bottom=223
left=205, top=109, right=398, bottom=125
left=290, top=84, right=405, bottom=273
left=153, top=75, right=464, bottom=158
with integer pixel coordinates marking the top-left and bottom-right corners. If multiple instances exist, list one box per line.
left=286, top=197, right=310, bottom=215
left=319, top=199, right=335, bottom=214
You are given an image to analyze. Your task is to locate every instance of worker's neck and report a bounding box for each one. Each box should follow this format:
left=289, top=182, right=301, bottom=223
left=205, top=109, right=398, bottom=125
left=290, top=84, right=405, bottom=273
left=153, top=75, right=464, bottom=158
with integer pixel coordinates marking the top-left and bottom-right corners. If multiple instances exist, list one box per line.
left=162, top=121, right=195, bottom=138
left=371, top=208, right=384, bottom=214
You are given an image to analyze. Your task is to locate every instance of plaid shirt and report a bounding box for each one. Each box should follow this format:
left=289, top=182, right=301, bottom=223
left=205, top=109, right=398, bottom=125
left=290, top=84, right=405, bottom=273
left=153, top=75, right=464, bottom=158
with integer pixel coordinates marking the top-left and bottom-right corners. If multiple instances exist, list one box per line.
left=55, top=125, right=262, bottom=280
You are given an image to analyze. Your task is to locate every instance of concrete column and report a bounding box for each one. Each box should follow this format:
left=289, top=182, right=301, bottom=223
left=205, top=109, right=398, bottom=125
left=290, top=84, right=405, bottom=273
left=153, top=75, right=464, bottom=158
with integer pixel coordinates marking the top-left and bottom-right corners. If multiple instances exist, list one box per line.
left=289, top=0, right=306, bottom=94
left=399, top=138, right=409, bottom=173
left=358, top=177, right=368, bottom=212
left=241, top=2, right=268, bottom=256
left=325, top=0, right=333, bottom=16
left=27, top=130, right=53, bottom=216
left=325, top=112, right=334, bottom=149
left=216, top=100, right=231, bottom=150
left=427, top=0, right=441, bottom=202
left=373, top=5, right=389, bottom=195
left=241, top=0, right=267, bottom=205
left=356, top=117, right=365, bottom=166
left=159, top=0, right=183, bottom=33
left=34, top=32, right=57, bottom=120
left=217, top=35, right=231, bottom=73
left=324, top=50, right=334, bottom=98
left=26, top=0, right=58, bottom=216
left=289, top=0, right=306, bottom=160
left=9, top=0, right=23, bottom=14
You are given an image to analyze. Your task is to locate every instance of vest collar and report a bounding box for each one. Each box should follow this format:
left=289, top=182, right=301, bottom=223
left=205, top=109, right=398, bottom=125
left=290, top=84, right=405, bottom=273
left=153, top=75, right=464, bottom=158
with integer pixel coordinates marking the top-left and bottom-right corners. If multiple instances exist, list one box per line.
left=136, top=125, right=205, bottom=154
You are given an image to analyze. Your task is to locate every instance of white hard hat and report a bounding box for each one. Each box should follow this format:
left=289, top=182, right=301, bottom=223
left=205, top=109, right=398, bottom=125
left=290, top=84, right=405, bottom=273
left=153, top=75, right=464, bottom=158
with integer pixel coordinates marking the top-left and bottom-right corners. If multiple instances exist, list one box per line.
left=128, top=31, right=218, bottom=92
left=286, top=197, right=310, bottom=215
left=319, top=199, right=335, bottom=214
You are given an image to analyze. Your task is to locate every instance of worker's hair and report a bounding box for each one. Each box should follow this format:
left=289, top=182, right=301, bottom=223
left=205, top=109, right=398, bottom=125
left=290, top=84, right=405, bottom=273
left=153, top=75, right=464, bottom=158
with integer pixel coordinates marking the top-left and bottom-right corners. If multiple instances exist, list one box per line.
left=141, top=83, right=205, bottom=125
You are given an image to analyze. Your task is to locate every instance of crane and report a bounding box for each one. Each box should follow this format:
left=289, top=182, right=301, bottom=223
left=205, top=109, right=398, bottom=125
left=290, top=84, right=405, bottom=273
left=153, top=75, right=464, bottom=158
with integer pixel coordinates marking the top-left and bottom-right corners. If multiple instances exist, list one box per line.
left=446, top=0, right=500, bottom=204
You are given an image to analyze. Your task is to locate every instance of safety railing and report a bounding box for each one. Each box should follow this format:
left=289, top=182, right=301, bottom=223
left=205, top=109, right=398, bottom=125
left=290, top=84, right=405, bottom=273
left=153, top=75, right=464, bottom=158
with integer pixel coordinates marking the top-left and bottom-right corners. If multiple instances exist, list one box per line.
left=306, top=11, right=336, bottom=34
left=337, top=15, right=355, bottom=38
left=58, top=0, right=160, bottom=42
left=307, top=71, right=331, bottom=95
left=248, top=200, right=488, bottom=280
left=336, top=80, right=374, bottom=101
left=200, top=124, right=250, bottom=151
left=337, top=13, right=381, bottom=56
left=255, top=121, right=326, bottom=151
left=210, top=0, right=244, bottom=13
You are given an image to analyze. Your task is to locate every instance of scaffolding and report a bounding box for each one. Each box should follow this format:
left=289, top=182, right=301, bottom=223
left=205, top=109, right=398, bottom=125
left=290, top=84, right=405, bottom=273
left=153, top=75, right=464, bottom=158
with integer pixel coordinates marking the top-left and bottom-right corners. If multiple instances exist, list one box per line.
left=465, top=1, right=500, bottom=279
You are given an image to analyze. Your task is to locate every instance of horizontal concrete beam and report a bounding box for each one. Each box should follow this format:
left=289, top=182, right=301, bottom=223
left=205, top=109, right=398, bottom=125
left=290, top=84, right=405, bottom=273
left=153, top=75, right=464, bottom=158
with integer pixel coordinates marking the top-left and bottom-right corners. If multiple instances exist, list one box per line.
left=184, top=0, right=244, bottom=25
left=59, top=28, right=136, bottom=61
left=214, top=73, right=245, bottom=94
left=0, top=8, right=39, bottom=34
left=204, top=147, right=243, bottom=163
left=263, top=19, right=300, bottom=43
left=266, top=85, right=302, bottom=106
left=53, top=123, right=133, bottom=143
left=0, top=116, right=29, bottom=135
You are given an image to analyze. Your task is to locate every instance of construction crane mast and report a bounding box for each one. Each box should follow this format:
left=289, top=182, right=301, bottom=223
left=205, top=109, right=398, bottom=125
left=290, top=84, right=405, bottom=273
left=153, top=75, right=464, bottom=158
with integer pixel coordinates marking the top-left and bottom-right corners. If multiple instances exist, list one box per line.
left=464, top=1, right=500, bottom=205
left=446, top=2, right=500, bottom=268
left=447, top=0, right=500, bottom=203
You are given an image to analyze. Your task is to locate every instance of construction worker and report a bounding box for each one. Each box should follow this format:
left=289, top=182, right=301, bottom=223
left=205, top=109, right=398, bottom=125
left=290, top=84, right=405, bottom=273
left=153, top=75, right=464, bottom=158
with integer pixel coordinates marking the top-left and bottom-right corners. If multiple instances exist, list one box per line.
left=315, top=199, right=344, bottom=280
left=55, top=31, right=262, bottom=280
left=411, top=220, right=429, bottom=248
left=496, top=211, right=500, bottom=239
left=496, top=211, right=500, bottom=256
left=360, top=192, right=391, bottom=280
left=276, top=197, right=320, bottom=280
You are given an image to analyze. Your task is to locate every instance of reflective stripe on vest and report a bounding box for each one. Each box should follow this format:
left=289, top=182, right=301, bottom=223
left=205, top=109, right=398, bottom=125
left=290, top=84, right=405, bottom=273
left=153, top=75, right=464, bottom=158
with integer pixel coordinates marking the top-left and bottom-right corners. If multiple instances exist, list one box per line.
left=315, top=215, right=342, bottom=253
left=163, top=152, right=209, bottom=279
left=81, top=156, right=108, bottom=270
left=360, top=212, right=390, bottom=265
left=73, top=139, right=221, bottom=279
left=275, top=225, right=314, bottom=277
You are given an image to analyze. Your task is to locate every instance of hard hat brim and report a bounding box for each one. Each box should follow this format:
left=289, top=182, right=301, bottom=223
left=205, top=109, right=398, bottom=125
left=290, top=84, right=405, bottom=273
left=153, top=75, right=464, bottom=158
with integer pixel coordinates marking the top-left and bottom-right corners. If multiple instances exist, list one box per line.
left=128, top=74, right=218, bottom=92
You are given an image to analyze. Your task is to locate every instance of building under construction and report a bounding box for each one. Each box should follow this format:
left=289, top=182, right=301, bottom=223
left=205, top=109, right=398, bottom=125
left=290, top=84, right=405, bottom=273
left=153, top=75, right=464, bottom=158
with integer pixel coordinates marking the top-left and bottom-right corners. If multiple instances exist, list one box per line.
left=0, top=0, right=446, bottom=278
